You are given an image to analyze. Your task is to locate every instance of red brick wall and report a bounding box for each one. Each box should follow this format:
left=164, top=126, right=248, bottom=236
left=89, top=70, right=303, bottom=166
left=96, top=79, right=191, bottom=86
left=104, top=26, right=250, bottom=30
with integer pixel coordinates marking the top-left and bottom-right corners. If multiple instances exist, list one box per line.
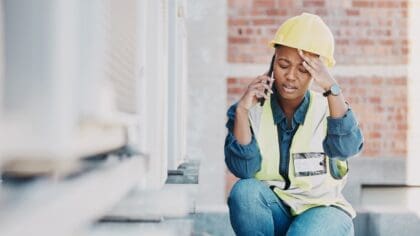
left=226, top=0, right=409, bottom=195
left=339, top=76, right=407, bottom=157
left=228, top=0, right=408, bottom=65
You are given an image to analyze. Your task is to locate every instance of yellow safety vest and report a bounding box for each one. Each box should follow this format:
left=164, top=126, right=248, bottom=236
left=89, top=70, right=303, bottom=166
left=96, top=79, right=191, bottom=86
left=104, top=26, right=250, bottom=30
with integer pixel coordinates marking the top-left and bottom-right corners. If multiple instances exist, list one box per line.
left=248, top=91, right=355, bottom=218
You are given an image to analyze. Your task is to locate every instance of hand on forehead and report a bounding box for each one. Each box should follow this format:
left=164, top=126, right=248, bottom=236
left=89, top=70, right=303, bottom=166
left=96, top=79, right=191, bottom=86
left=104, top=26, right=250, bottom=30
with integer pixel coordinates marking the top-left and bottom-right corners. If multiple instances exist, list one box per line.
left=275, top=45, right=319, bottom=64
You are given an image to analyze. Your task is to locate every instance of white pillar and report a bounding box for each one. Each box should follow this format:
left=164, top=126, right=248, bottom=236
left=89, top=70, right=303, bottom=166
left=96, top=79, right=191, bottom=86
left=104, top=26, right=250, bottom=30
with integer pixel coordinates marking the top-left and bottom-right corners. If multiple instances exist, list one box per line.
left=186, top=0, right=227, bottom=207
left=407, top=0, right=420, bottom=184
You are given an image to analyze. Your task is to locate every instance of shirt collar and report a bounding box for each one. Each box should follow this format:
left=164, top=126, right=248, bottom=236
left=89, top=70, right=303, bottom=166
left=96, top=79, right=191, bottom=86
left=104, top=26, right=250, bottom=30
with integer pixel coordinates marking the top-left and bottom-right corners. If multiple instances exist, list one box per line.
left=270, top=89, right=310, bottom=125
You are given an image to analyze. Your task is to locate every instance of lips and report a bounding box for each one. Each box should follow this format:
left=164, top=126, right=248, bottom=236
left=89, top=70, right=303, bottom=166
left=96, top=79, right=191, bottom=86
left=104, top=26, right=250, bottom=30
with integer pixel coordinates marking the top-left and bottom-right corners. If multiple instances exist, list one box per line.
left=282, top=84, right=297, bottom=93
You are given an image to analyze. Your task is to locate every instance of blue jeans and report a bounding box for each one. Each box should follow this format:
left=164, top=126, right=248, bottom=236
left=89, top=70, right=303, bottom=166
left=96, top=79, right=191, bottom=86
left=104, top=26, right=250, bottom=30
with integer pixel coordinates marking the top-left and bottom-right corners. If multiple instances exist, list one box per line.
left=227, top=179, right=354, bottom=236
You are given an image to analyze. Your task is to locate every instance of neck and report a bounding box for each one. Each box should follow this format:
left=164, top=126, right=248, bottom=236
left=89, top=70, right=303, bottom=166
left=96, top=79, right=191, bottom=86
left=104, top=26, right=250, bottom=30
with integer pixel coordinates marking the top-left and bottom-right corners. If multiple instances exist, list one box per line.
left=277, top=94, right=305, bottom=117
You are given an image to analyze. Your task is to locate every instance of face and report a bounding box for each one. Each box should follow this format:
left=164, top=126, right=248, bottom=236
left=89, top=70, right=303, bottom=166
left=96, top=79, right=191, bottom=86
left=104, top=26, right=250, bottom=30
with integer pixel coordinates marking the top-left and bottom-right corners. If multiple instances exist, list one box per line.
left=273, top=45, right=318, bottom=102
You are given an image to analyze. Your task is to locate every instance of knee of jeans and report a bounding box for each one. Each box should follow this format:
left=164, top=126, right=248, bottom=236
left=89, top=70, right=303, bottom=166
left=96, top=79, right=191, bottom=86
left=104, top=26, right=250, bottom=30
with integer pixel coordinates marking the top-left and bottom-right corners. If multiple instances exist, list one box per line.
left=228, top=179, right=264, bottom=206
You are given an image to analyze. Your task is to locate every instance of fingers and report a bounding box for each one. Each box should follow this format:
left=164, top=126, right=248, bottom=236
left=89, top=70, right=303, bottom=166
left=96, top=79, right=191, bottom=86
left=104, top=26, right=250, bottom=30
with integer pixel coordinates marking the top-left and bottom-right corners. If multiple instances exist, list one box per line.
left=249, top=75, right=274, bottom=90
left=249, top=80, right=273, bottom=94
left=302, top=60, right=316, bottom=76
left=244, top=74, right=275, bottom=103
left=298, top=49, right=321, bottom=70
left=250, top=82, right=273, bottom=93
left=244, top=77, right=272, bottom=102
left=253, top=89, right=270, bottom=100
left=251, top=75, right=271, bottom=85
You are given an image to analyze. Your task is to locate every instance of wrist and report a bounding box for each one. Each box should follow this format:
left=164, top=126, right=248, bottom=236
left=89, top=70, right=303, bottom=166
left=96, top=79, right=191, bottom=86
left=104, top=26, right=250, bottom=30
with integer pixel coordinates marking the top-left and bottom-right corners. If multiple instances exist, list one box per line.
left=323, top=84, right=332, bottom=92
left=236, top=104, right=249, bottom=114
left=323, top=83, right=341, bottom=97
left=323, top=81, right=336, bottom=91
left=322, top=76, right=338, bottom=91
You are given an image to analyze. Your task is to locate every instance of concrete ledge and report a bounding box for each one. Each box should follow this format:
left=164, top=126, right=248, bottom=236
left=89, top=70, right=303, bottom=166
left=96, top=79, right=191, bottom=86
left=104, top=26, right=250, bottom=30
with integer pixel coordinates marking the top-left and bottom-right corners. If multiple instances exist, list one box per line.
left=102, top=186, right=193, bottom=222
left=354, top=184, right=420, bottom=235
left=191, top=212, right=234, bottom=236
left=87, top=218, right=193, bottom=236
left=166, top=160, right=200, bottom=184
left=354, top=209, right=420, bottom=236
left=344, top=157, right=407, bottom=206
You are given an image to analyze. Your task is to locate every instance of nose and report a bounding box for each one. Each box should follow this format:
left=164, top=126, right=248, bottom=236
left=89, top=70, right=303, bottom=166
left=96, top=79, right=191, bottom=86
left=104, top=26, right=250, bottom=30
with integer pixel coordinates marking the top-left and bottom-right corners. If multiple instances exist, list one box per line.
left=285, top=68, right=297, bottom=81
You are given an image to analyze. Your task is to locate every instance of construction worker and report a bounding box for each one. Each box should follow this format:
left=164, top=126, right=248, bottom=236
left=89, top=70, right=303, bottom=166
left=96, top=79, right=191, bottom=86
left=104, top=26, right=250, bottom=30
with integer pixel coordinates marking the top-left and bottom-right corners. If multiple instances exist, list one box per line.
left=225, top=13, right=363, bottom=235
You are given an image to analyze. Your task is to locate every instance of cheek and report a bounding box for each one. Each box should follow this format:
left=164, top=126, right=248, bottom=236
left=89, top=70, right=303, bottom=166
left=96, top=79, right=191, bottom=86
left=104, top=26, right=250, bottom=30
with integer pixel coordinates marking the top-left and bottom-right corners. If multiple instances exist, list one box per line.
left=273, top=80, right=282, bottom=91
left=273, top=68, right=285, bottom=80
left=297, top=70, right=311, bottom=80
left=300, top=76, right=312, bottom=88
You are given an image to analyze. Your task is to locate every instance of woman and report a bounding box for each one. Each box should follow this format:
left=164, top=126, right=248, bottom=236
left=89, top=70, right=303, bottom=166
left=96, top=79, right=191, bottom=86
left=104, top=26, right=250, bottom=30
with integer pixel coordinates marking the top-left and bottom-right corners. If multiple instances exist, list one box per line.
left=225, top=13, right=363, bottom=236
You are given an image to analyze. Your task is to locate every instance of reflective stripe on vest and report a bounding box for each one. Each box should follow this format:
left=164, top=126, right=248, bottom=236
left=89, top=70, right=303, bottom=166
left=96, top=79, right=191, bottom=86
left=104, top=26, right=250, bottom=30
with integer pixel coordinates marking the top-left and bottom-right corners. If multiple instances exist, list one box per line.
left=248, top=91, right=356, bottom=218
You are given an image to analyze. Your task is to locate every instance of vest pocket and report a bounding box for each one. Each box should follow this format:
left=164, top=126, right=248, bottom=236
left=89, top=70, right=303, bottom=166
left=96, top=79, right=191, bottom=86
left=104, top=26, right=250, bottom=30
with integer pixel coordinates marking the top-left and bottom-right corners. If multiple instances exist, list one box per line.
left=292, top=152, right=327, bottom=177
left=292, top=153, right=328, bottom=191
left=329, top=158, right=349, bottom=179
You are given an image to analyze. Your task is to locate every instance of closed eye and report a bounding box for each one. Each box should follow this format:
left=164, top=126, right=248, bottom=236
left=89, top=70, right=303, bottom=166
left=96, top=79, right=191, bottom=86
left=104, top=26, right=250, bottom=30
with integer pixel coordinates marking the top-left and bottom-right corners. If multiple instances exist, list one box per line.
left=278, top=58, right=290, bottom=69
left=298, top=66, right=309, bottom=74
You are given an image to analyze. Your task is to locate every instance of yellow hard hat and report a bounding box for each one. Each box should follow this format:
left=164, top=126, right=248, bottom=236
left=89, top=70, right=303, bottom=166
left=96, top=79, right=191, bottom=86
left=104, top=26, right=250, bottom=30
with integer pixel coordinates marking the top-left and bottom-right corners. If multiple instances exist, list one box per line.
left=270, top=12, right=336, bottom=67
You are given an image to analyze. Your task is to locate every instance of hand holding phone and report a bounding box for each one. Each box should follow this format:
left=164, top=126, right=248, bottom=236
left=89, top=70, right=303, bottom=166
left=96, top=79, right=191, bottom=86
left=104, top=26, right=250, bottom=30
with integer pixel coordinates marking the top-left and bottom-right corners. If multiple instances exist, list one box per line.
left=258, top=54, right=276, bottom=106
left=236, top=54, right=275, bottom=112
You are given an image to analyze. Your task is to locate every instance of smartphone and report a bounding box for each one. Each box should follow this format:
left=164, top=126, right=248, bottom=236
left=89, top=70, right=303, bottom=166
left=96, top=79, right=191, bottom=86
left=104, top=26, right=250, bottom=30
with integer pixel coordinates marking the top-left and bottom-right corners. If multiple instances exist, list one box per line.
left=258, top=54, right=275, bottom=106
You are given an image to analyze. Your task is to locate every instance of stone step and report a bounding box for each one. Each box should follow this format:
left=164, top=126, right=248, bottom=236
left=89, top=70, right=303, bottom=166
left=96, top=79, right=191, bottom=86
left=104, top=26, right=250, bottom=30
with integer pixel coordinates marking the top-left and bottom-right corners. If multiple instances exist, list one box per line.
left=354, top=185, right=420, bottom=236
left=354, top=209, right=420, bottom=236
left=102, top=185, right=194, bottom=221
left=86, top=218, right=194, bottom=236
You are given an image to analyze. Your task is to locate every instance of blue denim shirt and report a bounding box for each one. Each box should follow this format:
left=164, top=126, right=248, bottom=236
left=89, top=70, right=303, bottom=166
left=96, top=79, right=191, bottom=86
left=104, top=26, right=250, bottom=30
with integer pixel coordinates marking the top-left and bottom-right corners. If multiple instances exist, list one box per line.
left=224, top=91, right=364, bottom=179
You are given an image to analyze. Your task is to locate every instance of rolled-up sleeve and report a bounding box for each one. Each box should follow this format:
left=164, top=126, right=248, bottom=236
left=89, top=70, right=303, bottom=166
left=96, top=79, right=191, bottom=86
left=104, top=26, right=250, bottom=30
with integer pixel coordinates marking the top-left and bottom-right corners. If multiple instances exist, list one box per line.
left=224, top=104, right=261, bottom=178
left=323, top=109, right=364, bottom=160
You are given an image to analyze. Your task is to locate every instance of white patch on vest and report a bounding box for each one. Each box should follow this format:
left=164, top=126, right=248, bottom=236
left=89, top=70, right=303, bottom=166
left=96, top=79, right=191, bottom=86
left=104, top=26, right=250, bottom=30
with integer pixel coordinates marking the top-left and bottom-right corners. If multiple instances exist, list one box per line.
left=293, top=153, right=327, bottom=176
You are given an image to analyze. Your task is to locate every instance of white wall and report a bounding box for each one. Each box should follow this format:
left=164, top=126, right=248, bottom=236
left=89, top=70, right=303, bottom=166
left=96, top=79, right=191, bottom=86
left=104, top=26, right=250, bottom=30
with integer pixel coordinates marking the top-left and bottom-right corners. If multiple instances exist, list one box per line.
left=407, top=0, right=420, bottom=185
left=186, top=0, right=227, bottom=207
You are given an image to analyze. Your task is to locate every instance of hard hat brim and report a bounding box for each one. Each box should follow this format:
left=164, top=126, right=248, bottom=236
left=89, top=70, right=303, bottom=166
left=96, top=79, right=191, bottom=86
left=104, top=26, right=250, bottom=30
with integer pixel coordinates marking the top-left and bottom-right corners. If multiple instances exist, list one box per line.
left=269, top=40, right=335, bottom=67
